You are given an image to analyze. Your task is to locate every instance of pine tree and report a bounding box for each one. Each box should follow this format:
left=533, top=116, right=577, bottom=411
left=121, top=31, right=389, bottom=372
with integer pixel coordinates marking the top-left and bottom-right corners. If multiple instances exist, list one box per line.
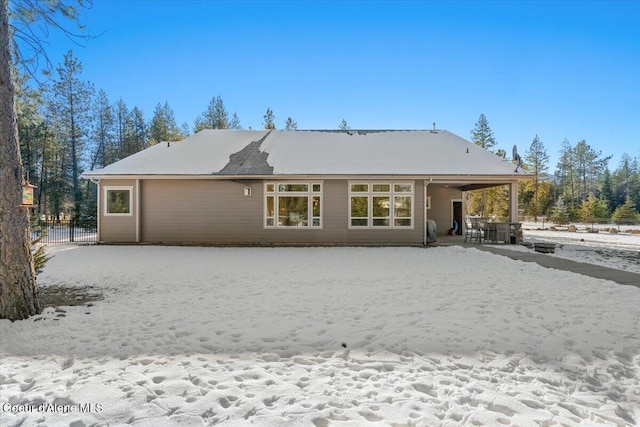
left=149, top=101, right=182, bottom=145
left=612, top=154, right=639, bottom=210
left=228, top=111, right=241, bottom=129
left=574, top=140, right=611, bottom=201
left=16, top=71, right=46, bottom=192
left=194, top=95, right=229, bottom=131
left=550, top=196, right=570, bottom=225
left=524, top=135, right=550, bottom=221
left=52, top=50, right=94, bottom=220
left=2, top=0, right=91, bottom=320
left=556, top=139, right=611, bottom=209
left=556, top=139, right=575, bottom=207
left=130, top=106, right=147, bottom=153
left=600, top=167, right=614, bottom=212
left=90, top=89, right=115, bottom=169
left=180, top=122, right=190, bottom=138
left=284, top=117, right=297, bottom=130
left=263, top=107, right=275, bottom=130
left=36, top=110, right=64, bottom=219
left=578, top=193, right=610, bottom=225
left=114, top=98, right=130, bottom=161
left=0, top=0, right=41, bottom=319
left=469, top=114, right=498, bottom=217
left=212, top=96, right=228, bottom=129
left=470, top=114, right=497, bottom=151
left=612, top=196, right=639, bottom=225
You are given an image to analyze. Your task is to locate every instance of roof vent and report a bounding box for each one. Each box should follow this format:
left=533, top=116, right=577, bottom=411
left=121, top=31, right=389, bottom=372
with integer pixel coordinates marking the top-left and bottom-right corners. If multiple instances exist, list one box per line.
left=430, top=122, right=438, bottom=134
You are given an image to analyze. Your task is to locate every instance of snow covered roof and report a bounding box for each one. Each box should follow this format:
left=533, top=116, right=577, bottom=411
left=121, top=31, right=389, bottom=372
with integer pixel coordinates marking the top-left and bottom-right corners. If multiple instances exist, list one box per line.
left=83, top=129, right=530, bottom=178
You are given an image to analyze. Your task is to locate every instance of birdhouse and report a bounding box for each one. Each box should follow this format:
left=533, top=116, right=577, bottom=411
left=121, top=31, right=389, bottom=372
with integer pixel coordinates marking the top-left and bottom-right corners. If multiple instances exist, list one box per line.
left=21, top=181, right=37, bottom=207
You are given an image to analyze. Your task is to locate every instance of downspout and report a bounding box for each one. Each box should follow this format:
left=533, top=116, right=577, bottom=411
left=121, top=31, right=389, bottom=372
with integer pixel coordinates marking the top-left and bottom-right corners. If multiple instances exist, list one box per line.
left=136, top=179, right=141, bottom=242
left=97, top=182, right=101, bottom=242
left=91, top=178, right=101, bottom=242
left=424, top=179, right=430, bottom=245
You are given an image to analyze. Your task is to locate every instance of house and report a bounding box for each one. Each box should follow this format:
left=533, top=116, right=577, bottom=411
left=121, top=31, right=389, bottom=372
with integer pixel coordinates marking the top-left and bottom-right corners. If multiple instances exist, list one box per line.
left=82, top=129, right=530, bottom=245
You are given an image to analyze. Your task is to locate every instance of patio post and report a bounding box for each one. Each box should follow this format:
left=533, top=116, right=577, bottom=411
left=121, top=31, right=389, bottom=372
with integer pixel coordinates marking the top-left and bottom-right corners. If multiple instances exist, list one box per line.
left=509, top=182, right=519, bottom=223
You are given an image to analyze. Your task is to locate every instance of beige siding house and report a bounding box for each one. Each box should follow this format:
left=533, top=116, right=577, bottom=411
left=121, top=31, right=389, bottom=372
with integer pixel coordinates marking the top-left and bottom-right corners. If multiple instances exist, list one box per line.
left=82, top=129, right=530, bottom=245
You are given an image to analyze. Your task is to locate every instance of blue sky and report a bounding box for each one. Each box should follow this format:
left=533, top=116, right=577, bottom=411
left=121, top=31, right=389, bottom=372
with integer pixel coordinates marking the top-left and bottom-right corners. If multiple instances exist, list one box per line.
left=36, top=0, right=639, bottom=169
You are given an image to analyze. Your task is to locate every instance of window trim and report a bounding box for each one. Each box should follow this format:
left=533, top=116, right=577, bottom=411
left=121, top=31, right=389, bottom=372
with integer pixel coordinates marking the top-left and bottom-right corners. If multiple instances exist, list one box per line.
left=264, top=182, right=323, bottom=229
left=104, top=186, right=134, bottom=217
left=348, top=181, right=414, bottom=229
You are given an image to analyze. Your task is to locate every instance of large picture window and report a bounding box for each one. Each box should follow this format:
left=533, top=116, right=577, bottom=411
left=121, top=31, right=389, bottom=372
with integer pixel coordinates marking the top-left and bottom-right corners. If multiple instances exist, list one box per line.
left=104, top=186, right=133, bottom=216
left=349, top=182, right=413, bottom=228
left=265, top=183, right=322, bottom=228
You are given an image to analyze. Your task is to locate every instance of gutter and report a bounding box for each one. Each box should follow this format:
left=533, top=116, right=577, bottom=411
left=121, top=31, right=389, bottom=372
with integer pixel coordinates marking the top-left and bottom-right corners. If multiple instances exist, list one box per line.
left=80, top=173, right=532, bottom=182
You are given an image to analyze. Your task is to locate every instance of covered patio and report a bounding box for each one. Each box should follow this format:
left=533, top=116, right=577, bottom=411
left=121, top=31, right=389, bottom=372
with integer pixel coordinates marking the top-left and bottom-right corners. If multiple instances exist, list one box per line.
left=424, top=178, right=524, bottom=244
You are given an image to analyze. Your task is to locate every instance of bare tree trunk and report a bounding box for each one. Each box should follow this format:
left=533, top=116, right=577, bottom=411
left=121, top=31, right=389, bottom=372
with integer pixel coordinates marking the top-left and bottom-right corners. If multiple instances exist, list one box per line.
left=0, top=0, right=42, bottom=320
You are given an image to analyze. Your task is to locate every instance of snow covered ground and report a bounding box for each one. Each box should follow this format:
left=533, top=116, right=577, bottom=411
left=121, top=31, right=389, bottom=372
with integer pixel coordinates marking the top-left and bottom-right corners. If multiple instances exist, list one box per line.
left=1, top=243, right=639, bottom=426
left=521, top=223, right=640, bottom=274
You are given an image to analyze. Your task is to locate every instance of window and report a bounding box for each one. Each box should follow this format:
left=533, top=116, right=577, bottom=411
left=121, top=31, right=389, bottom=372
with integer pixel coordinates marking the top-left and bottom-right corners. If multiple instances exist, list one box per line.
left=104, top=186, right=133, bottom=216
left=349, top=182, right=413, bottom=228
left=265, top=183, right=322, bottom=228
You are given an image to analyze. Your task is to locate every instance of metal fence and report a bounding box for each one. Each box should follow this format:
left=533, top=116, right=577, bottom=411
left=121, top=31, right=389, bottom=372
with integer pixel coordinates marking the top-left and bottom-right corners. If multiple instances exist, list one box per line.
left=522, top=217, right=640, bottom=228
left=32, top=219, right=97, bottom=245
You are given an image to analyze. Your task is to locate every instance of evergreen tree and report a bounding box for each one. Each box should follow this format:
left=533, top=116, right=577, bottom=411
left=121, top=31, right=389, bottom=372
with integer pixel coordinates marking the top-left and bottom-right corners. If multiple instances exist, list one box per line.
left=556, top=139, right=577, bottom=208
left=114, top=98, right=131, bottom=161
left=612, top=196, right=640, bottom=225
left=149, top=101, right=182, bottom=145
left=600, top=167, right=614, bottom=212
left=573, top=140, right=611, bottom=201
left=550, top=196, right=570, bottom=225
left=470, top=114, right=497, bottom=150
left=263, top=107, right=275, bottom=130
left=180, top=122, right=190, bottom=138
left=556, top=139, right=611, bottom=209
left=228, top=111, right=242, bottom=129
left=33, top=106, right=65, bottom=219
left=130, top=106, right=147, bottom=154
left=468, top=114, right=498, bottom=217
left=52, top=50, right=94, bottom=220
left=211, top=96, right=228, bottom=129
left=2, top=0, right=91, bottom=320
left=543, top=180, right=558, bottom=217
left=16, top=72, right=46, bottom=190
left=524, top=135, right=550, bottom=221
left=578, top=193, right=610, bottom=225
left=194, top=95, right=229, bottom=131
left=284, top=117, right=297, bottom=130
left=0, top=0, right=40, bottom=320
left=612, top=154, right=639, bottom=210
left=90, top=89, right=115, bottom=169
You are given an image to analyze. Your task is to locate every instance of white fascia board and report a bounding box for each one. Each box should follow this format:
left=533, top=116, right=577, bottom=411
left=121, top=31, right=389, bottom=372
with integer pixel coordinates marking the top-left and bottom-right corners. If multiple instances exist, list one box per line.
left=82, top=173, right=530, bottom=182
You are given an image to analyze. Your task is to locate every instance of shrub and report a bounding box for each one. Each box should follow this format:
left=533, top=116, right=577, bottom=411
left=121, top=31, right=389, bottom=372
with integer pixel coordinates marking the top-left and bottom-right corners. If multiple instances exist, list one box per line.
left=31, top=230, right=51, bottom=273
left=612, top=197, right=640, bottom=225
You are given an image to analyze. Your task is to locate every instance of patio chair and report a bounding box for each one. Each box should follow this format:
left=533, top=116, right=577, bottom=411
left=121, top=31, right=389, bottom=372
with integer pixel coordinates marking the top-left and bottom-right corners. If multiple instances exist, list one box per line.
left=475, top=218, right=489, bottom=243
left=464, top=217, right=482, bottom=243
left=493, top=222, right=510, bottom=244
